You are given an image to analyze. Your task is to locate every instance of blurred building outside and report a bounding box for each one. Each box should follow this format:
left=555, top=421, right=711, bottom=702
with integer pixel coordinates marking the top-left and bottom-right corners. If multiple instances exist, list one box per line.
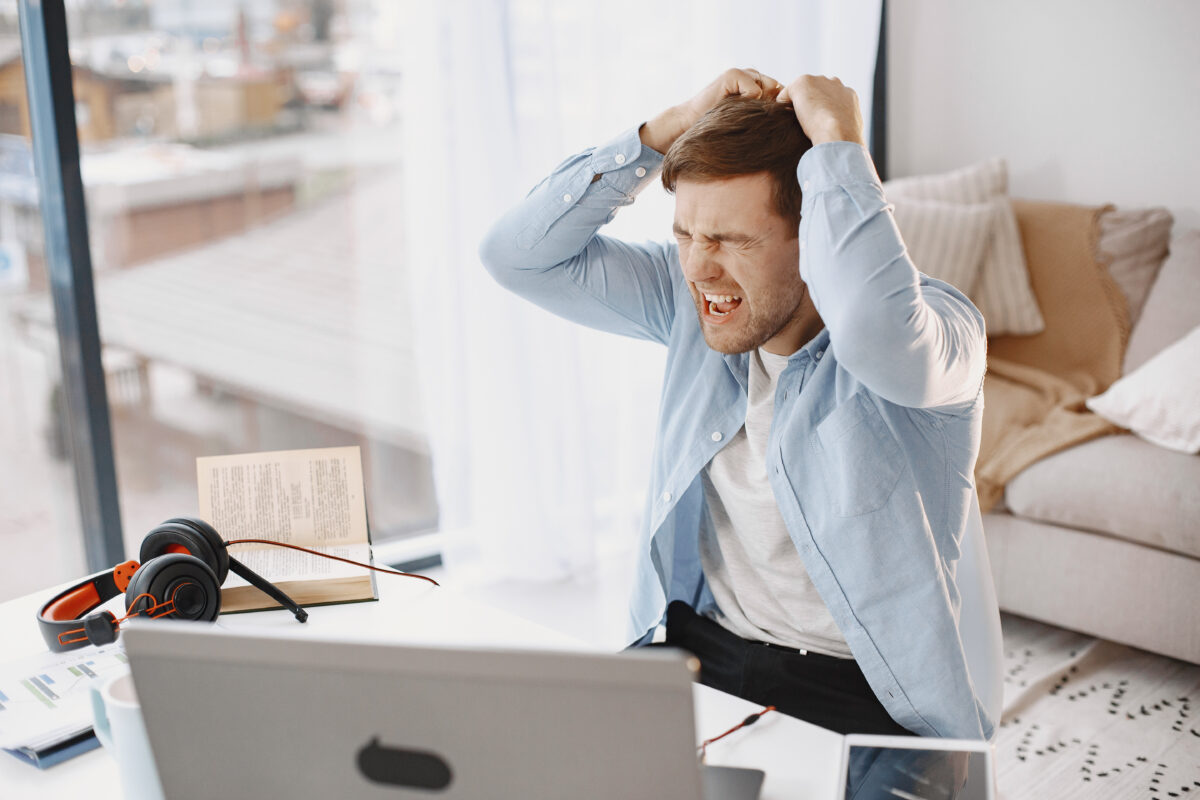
left=0, top=0, right=434, bottom=604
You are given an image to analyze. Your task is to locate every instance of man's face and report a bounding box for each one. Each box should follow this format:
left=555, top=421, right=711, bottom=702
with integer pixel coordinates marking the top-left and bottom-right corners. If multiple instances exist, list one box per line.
left=673, top=173, right=808, bottom=355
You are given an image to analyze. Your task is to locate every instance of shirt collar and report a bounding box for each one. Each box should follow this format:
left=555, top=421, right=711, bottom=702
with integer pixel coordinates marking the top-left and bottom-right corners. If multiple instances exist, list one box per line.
left=719, top=326, right=830, bottom=390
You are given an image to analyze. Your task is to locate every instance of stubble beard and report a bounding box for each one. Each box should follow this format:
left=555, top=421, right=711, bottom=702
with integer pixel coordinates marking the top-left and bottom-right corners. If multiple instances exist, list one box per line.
left=694, top=284, right=808, bottom=355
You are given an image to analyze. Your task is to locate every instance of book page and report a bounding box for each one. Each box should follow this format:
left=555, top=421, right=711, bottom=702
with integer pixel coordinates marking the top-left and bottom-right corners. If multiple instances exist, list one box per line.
left=224, top=542, right=373, bottom=584
left=217, top=541, right=378, bottom=612
left=197, top=446, right=368, bottom=550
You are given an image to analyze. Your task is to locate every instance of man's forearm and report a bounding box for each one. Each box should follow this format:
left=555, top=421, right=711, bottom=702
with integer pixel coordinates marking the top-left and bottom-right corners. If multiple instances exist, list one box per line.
left=638, top=106, right=690, bottom=155
left=798, top=143, right=986, bottom=409
left=479, top=128, right=662, bottom=272
left=477, top=127, right=678, bottom=345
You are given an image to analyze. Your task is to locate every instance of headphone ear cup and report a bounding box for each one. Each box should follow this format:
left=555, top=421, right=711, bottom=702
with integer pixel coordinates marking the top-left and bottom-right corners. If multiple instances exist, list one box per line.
left=141, top=518, right=229, bottom=584
left=126, top=554, right=221, bottom=622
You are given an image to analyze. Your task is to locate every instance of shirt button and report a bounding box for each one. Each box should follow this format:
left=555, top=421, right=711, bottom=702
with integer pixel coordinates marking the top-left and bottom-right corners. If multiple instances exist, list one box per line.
left=802, top=180, right=811, bottom=191
left=635, top=166, right=647, bottom=178
left=815, top=350, right=823, bottom=360
left=614, top=153, right=626, bottom=165
left=661, top=491, right=672, bottom=503
left=562, top=193, right=573, bottom=203
left=711, top=431, right=723, bottom=442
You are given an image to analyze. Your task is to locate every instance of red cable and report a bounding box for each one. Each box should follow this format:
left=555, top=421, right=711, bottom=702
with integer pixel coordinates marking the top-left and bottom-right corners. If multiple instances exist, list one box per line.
left=699, top=705, right=776, bottom=762
left=223, top=538, right=440, bottom=586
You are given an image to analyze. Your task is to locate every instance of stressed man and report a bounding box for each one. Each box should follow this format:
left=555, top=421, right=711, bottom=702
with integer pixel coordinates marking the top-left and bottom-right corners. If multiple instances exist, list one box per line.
left=480, top=69, right=998, bottom=739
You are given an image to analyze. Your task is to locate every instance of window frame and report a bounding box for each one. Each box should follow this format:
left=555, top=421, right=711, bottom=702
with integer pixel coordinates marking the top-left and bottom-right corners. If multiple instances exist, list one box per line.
left=18, top=0, right=124, bottom=570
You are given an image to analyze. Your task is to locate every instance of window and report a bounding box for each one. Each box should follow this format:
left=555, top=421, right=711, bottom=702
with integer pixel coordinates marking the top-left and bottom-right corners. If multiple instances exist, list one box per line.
left=0, top=24, right=88, bottom=602
left=2, top=1, right=437, bottom=603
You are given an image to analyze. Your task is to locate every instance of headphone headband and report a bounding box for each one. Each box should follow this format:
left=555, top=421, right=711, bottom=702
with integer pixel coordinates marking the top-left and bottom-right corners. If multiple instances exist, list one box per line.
left=36, top=561, right=138, bottom=653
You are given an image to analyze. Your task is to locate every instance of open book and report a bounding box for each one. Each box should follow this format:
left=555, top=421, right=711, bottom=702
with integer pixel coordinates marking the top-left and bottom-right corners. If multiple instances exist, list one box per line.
left=197, top=446, right=378, bottom=612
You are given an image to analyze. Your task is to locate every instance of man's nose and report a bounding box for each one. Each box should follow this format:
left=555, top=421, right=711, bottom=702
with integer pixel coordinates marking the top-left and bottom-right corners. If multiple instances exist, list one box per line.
left=681, top=248, right=723, bottom=285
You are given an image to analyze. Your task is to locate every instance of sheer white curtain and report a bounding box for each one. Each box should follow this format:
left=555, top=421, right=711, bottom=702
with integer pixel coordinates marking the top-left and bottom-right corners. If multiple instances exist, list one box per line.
left=397, top=0, right=882, bottom=582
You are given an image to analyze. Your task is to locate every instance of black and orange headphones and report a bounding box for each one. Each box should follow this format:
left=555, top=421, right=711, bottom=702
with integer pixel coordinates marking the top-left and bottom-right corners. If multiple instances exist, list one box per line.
left=36, top=516, right=438, bottom=653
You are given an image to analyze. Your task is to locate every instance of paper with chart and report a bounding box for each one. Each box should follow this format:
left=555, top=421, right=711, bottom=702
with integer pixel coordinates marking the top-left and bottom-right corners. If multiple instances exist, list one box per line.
left=0, top=643, right=127, bottom=752
left=196, top=446, right=378, bottom=612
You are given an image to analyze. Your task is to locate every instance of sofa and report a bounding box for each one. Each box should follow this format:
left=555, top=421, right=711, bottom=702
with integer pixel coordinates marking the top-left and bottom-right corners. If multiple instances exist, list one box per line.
left=983, top=221, right=1200, bottom=666
left=882, top=162, right=1199, bottom=666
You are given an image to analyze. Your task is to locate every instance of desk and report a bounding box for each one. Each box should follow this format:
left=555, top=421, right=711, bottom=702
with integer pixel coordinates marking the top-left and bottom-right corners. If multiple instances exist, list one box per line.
left=0, top=576, right=845, bottom=799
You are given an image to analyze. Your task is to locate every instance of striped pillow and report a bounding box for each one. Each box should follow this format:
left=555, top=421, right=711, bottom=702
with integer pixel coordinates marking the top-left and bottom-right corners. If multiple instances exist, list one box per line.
left=884, top=159, right=1045, bottom=336
left=891, top=199, right=992, bottom=297
left=1097, top=207, right=1174, bottom=331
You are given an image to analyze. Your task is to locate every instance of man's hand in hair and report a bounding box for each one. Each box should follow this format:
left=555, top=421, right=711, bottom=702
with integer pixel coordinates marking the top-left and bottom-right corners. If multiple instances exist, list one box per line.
left=776, top=75, right=866, bottom=147
left=639, top=68, right=784, bottom=155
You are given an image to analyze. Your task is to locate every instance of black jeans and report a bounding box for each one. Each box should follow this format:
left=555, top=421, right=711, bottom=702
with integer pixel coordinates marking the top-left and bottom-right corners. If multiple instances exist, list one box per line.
left=652, top=601, right=914, bottom=737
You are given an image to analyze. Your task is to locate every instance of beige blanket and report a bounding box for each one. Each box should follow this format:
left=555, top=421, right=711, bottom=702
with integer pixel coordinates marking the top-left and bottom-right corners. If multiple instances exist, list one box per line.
left=975, top=200, right=1129, bottom=511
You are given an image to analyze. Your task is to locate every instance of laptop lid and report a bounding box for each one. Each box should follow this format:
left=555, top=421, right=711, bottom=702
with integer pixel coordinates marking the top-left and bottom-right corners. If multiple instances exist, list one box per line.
left=838, top=733, right=997, bottom=800
left=124, top=620, right=710, bottom=800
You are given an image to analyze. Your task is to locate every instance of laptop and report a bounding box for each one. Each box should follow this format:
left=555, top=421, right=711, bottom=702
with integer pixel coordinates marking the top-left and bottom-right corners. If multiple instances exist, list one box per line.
left=122, top=621, right=764, bottom=800
left=838, top=733, right=997, bottom=800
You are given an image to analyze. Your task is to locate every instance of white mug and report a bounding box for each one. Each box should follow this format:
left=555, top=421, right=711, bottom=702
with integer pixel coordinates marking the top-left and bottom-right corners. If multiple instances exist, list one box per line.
left=89, top=670, right=165, bottom=800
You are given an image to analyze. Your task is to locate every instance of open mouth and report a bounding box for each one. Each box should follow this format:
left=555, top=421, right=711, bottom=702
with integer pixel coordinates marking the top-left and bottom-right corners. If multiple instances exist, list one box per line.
left=702, top=292, right=743, bottom=321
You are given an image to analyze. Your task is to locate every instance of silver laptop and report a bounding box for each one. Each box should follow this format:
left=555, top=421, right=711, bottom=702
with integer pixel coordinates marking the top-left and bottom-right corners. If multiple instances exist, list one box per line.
left=123, top=621, right=763, bottom=800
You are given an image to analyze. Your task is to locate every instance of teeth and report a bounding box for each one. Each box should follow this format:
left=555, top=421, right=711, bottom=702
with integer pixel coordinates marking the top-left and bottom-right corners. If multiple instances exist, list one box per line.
left=702, top=293, right=741, bottom=303
left=708, top=301, right=730, bottom=317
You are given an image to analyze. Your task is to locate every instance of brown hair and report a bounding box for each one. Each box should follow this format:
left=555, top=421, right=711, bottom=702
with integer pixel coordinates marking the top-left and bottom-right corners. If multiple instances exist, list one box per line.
left=661, top=97, right=813, bottom=231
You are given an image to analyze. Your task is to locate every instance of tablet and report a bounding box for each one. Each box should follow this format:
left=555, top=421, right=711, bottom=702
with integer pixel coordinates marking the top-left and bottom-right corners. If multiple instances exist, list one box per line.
left=839, top=733, right=996, bottom=800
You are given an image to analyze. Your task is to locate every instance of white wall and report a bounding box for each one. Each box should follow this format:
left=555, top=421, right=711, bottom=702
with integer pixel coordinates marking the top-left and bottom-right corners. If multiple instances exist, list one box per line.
left=887, top=1, right=1200, bottom=229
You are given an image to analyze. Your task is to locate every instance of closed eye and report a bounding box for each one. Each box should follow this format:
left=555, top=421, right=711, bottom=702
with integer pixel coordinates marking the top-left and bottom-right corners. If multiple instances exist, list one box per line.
left=672, top=223, right=757, bottom=248
left=712, top=233, right=757, bottom=247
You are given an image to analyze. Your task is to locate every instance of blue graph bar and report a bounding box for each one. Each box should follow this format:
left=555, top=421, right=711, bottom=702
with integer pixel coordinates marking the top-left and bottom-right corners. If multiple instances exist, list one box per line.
left=0, top=689, right=8, bottom=702
left=40, top=673, right=55, bottom=685
left=29, top=675, right=59, bottom=701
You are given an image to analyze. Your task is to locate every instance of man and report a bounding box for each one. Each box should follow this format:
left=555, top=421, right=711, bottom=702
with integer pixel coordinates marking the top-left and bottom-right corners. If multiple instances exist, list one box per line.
left=480, top=69, right=997, bottom=739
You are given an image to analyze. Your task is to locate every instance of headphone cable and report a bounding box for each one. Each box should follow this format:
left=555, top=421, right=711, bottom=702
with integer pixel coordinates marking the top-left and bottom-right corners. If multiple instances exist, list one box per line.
left=223, top=538, right=440, bottom=587
left=698, top=705, right=776, bottom=763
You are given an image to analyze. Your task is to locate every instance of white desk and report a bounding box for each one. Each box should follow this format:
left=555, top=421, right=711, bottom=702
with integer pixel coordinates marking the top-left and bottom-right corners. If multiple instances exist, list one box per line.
left=0, top=576, right=844, bottom=799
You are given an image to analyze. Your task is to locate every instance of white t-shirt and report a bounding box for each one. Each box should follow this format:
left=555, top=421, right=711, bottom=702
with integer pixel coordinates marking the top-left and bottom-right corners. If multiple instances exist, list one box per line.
left=698, top=347, right=853, bottom=658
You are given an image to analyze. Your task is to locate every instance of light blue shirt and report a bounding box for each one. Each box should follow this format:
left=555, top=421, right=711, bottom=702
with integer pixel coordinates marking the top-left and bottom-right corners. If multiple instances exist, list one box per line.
left=479, top=127, right=996, bottom=740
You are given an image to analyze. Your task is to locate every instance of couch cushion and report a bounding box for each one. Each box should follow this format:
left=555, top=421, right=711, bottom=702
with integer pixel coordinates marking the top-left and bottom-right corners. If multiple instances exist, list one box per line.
left=883, top=159, right=1044, bottom=336
left=1124, top=228, right=1200, bottom=374
left=1004, top=434, right=1200, bottom=558
left=1097, top=207, right=1173, bottom=330
left=1087, top=325, right=1200, bottom=454
left=891, top=198, right=992, bottom=295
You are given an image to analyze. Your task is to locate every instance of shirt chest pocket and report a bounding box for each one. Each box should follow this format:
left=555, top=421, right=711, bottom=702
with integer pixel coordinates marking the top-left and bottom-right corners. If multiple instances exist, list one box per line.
left=813, top=392, right=906, bottom=517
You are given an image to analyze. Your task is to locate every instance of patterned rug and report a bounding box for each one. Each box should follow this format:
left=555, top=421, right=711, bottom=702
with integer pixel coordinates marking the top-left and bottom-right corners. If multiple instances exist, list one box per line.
left=997, top=614, right=1200, bottom=799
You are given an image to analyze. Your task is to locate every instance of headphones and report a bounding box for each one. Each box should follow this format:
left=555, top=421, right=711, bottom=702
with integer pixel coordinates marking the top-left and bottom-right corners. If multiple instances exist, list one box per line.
left=37, top=517, right=310, bottom=653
